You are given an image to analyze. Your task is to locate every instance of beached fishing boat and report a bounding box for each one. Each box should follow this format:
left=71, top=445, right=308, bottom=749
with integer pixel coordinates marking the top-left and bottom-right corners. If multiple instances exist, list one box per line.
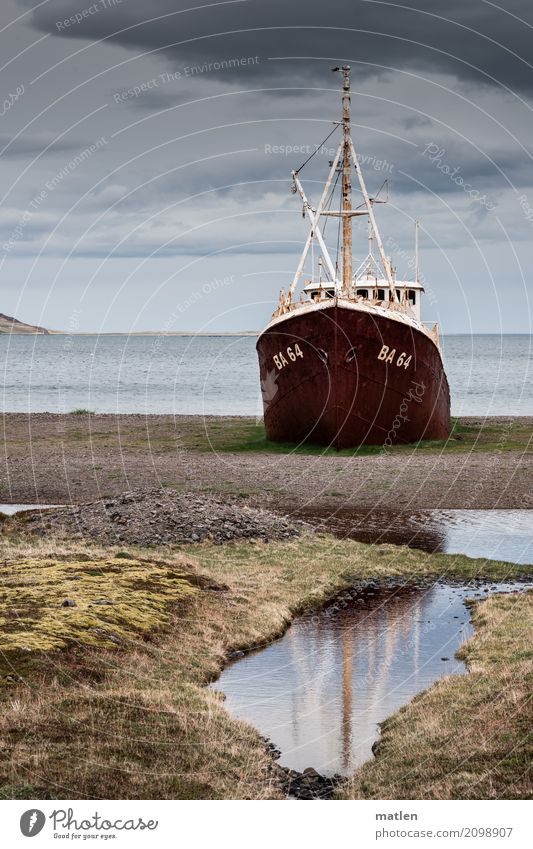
left=256, top=66, right=450, bottom=449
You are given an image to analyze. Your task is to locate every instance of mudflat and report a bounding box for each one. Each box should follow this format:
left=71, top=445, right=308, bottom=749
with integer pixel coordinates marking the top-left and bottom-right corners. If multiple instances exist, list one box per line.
left=1, top=413, right=532, bottom=511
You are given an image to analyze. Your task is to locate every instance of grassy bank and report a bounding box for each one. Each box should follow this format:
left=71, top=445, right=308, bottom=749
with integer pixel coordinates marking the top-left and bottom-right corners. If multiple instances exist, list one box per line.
left=173, top=417, right=533, bottom=456
left=4, top=415, right=532, bottom=459
left=0, top=533, right=530, bottom=799
left=342, top=590, right=533, bottom=800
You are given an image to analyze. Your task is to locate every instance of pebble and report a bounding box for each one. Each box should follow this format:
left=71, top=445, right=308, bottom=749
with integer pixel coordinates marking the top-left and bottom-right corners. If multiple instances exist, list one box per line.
left=277, top=764, right=343, bottom=800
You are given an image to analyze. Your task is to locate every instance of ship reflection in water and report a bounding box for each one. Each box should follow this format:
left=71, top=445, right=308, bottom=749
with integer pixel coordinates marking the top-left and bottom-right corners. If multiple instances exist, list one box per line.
left=293, top=508, right=533, bottom=566
left=214, top=580, right=532, bottom=776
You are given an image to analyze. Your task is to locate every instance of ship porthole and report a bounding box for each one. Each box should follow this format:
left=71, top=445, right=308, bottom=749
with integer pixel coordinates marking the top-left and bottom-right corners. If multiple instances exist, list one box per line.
left=345, top=347, right=357, bottom=362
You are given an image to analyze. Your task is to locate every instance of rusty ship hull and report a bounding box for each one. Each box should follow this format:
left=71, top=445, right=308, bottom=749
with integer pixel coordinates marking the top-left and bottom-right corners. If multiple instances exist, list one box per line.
left=257, top=300, right=450, bottom=449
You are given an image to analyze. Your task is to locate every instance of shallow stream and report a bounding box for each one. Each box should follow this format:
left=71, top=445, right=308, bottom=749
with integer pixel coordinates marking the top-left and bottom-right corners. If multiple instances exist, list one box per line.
left=213, top=509, right=533, bottom=776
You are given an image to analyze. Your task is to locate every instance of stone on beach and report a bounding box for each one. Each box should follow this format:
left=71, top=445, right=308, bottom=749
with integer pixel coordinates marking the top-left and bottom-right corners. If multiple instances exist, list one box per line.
left=19, top=488, right=304, bottom=546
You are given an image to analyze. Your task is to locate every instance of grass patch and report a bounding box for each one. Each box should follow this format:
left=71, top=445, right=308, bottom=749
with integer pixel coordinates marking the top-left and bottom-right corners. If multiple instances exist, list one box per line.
left=0, top=555, right=198, bottom=666
left=171, top=416, right=533, bottom=456
left=4, top=416, right=530, bottom=470
left=341, top=590, right=533, bottom=800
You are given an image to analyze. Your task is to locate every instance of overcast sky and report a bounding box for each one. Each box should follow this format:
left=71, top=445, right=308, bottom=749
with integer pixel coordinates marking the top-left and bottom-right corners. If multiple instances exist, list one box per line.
left=0, top=0, right=532, bottom=332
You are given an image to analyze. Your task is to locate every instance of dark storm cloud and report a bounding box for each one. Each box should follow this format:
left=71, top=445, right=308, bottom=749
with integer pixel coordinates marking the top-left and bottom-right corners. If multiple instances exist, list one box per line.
left=1, top=0, right=530, bottom=336
left=23, top=0, right=533, bottom=93
left=0, top=132, right=88, bottom=157
left=401, top=115, right=433, bottom=130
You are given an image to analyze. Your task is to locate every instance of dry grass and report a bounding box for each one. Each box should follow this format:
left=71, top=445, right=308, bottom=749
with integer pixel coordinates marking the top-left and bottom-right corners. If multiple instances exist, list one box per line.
left=342, top=591, right=533, bottom=800
left=0, top=532, right=530, bottom=800
left=0, top=533, right=363, bottom=800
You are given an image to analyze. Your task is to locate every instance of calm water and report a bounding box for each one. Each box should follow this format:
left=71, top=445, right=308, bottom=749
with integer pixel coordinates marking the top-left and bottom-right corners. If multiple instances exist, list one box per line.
left=0, top=333, right=531, bottom=415
left=214, top=509, right=533, bottom=776
left=0, top=504, right=59, bottom=515
left=214, top=580, right=533, bottom=776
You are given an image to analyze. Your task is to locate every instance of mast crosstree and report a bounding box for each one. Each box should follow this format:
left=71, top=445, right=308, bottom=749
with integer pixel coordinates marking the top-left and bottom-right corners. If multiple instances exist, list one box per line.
left=288, top=65, right=396, bottom=301
left=341, top=65, right=352, bottom=297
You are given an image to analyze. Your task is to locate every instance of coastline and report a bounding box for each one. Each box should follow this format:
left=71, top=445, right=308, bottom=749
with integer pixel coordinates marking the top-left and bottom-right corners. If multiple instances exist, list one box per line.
left=1, top=330, right=259, bottom=337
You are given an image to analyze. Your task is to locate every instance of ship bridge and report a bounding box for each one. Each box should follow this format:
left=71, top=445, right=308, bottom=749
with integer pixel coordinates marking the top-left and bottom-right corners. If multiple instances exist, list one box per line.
left=353, top=278, right=424, bottom=322
left=302, top=277, right=424, bottom=322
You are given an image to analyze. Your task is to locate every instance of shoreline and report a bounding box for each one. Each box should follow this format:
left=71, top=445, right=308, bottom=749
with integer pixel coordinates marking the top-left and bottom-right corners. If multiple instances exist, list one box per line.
left=341, top=587, right=533, bottom=800
left=1, top=331, right=259, bottom=337
left=2, top=331, right=531, bottom=336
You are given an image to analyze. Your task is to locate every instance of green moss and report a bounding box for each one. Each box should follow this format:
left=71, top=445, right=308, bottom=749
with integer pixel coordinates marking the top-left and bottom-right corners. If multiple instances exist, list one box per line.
left=0, top=557, right=197, bottom=666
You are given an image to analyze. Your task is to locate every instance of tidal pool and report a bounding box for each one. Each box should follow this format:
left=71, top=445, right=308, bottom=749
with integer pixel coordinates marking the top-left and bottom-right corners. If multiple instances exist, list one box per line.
left=293, top=508, right=533, bottom=565
left=213, top=580, right=532, bottom=776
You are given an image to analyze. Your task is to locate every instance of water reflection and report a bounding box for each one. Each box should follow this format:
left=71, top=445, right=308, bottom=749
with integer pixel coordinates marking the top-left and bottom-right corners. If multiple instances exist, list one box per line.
left=294, top=508, right=533, bottom=565
left=214, top=581, right=532, bottom=776
left=0, top=504, right=60, bottom=515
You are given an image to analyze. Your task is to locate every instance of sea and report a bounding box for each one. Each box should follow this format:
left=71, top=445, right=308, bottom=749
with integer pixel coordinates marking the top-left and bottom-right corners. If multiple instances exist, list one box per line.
left=0, top=333, right=531, bottom=416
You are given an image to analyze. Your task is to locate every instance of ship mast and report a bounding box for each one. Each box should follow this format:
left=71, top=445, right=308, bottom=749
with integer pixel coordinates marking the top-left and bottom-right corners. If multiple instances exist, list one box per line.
left=287, top=66, right=397, bottom=301
left=338, top=66, right=396, bottom=299
left=341, top=66, right=352, bottom=297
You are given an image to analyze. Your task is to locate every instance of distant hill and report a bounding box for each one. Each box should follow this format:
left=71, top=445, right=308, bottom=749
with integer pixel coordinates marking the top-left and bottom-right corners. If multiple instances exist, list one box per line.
left=0, top=313, right=49, bottom=334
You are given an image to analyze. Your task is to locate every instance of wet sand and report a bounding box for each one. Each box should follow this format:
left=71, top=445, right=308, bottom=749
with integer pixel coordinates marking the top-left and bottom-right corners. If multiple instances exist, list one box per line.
left=1, top=413, right=532, bottom=512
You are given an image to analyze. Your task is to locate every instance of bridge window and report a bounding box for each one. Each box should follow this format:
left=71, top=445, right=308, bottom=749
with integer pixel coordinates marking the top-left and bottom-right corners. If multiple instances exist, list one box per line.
left=408, top=289, right=417, bottom=306
left=356, top=288, right=369, bottom=299
left=376, top=289, right=385, bottom=301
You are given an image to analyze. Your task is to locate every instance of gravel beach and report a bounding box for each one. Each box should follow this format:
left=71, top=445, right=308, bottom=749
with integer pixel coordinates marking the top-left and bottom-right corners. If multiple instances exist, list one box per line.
left=1, top=414, right=532, bottom=515
left=12, top=488, right=303, bottom=546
